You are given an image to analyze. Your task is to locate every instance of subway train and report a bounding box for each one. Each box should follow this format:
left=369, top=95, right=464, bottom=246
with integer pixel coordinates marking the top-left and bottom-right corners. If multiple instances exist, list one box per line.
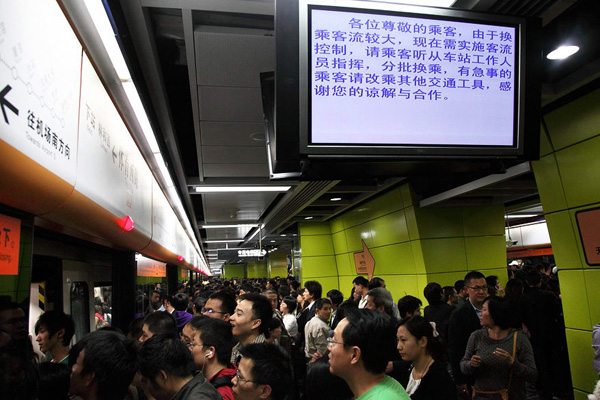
left=2, top=0, right=600, bottom=398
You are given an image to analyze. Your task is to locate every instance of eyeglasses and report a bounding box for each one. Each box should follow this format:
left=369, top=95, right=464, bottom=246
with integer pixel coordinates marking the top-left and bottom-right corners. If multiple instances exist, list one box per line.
left=466, top=285, right=489, bottom=292
left=184, top=341, right=199, bottom=348
left=326, top=337, right=347, bottom=348
left=236, top=369, right=258, bottom=384
left=202, top=308, right=225, bottom=315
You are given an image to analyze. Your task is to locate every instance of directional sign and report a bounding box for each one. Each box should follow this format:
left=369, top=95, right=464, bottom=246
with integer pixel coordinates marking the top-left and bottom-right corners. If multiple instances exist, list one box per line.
left=0, top=214, right=21, bottom=275
left=575, top=207, right=600, bottom=265
left=218, top=249, right=266, bottom=260
left=0, top=0, right=82, bottom=184
left=0, top=85, right=19, bottom=124
left=353, top=240, right=375, bottom=281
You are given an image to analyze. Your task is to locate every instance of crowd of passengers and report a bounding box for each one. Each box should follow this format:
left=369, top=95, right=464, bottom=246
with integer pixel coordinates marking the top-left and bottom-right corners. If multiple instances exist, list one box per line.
left=2, top=261, right=600, bottom=400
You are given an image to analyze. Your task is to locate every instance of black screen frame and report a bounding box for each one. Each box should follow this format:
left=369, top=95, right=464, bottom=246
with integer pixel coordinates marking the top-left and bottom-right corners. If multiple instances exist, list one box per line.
left=275, top=0, right=541, bottom=161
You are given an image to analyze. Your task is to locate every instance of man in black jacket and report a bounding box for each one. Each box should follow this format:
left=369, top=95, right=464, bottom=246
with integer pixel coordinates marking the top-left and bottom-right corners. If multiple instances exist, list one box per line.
left=447, top=271, right=488, bottom=399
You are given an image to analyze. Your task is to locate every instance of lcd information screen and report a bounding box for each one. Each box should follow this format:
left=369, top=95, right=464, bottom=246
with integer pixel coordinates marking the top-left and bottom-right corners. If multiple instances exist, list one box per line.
left=308, top=6, right=518, bottom=147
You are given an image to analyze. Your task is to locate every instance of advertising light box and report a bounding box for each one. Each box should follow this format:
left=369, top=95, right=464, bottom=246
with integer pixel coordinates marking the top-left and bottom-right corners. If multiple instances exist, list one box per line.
left=289, top=0, right=541, bottom=159
left=76, top=55, right=153, bottom=238
left=0, top=0, right=82, bottom=183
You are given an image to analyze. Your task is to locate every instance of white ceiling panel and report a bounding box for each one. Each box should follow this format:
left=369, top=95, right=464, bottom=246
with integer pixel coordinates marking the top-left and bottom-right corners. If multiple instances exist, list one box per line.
left=200, top=121, right=265, bottom=146
left=198, top=86, right=264, bottom=121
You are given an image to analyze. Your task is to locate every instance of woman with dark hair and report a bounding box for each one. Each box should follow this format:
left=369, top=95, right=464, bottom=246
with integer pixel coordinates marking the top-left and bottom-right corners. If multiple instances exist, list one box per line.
left=279, top=296, right=298, bottom=338
left=395, top=316, right=456, bottom=399
left=460, top=296, right=537, bottom=400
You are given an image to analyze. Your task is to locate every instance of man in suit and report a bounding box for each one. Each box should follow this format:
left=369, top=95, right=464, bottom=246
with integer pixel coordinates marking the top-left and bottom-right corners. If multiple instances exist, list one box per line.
left=296, top=280, right=322, bottom=346
left=447, top=271, right=488, bottom=399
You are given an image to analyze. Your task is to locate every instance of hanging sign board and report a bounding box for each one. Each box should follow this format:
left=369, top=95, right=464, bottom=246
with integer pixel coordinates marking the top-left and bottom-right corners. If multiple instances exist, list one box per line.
left=575, top=207, right=600, bottom=265
left=0, top=214, right=21, bottom=275
left=218, top=249, right=266, bottom=260
left=0, top=0, right=81, bottom=184
left=136, top=254, right=166, bottom=277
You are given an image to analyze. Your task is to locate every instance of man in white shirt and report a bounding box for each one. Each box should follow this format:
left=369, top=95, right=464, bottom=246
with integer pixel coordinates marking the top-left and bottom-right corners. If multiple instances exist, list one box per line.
left=304, top=298, right=332, bottom=363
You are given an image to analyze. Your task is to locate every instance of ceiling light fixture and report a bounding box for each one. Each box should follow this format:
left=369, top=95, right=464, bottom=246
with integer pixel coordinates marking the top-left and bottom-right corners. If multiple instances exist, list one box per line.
left=505, top=214, right=539, bottom=219
left=195, top=186, right=291, bottom=193
left=547, top=45, right=579, bottom=60
left=304, top=216, right=313, bottom=220
left=200, top=224, right=259, bottom=229
left=280, top=234, right=287, bottom=237
left=204, top=239, right=244, bottom=243
left=330, top=197, right=342, bottom=201
left=270, top=240, right=276, bottom=243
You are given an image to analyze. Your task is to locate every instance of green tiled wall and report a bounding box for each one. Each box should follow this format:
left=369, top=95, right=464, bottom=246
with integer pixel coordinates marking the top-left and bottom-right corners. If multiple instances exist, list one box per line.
left=532, top=87, right=600, bottom=396
left=268, top=252, right=288, bottom=278
left=224, top=264, right=245, bottom=280
left=298, top=184, right=506, bottom=305
left=247, top=260, right=267, bottom=279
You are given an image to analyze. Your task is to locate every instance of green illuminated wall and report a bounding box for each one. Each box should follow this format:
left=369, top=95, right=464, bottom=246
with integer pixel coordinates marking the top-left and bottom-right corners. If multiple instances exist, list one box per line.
left=247, top=259, right=268, bottom=279
left=532, top=88, right=600, bottom=399
left=268, top=252, right=288, bottom=278
left=299, top=184, right=506, bottom=301
left=224, top=264, right=246, bottom=280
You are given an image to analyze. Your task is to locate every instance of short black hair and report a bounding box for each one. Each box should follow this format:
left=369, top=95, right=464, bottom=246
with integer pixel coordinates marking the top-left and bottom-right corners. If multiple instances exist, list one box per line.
left=341, top=308, right=396, bottom=374
left=423, top=283, right=444, bottom=305
left=485, top=296, right=513, bottom=330
left=239, top=343, right=292, bottom=400
left=35, top=310, right=75, bottom=347
left=326, top=289, right=344, bottom=306
left=464, top=271, right=486, bottom=287
left=442, top=286, right=455, bottom=302
left=397, top=295, right=422, bottom=319
left=315, top=298, right=331, bottom=310
left=454, top=280, right=465, bottom=293
left=352, top=276, right=369, bottom=287
left=368, top=277, right=385, bottom=290
left=170, top=292, right=189, bottom=311
left=142, top=311, right=177, bottom=336
left=525, top=270, right=542, bottom=287
left=305, top=352, right=353, bottom=400
left=69, top=330, right=137, bottom=400
left=208, top=290, right=237, bottom=315
left=304, top=281, right=322, bottom=300
left=138, top=333, right=196, bottom=382
left=37, top=362, right=70, bottom=400
left=239, top=293, right=273, bottom=335
left=278, top=285, right=291, bottom=298
left=281, top=296, right=297, bottom=313
left=194, top=318, right=235, bottom=365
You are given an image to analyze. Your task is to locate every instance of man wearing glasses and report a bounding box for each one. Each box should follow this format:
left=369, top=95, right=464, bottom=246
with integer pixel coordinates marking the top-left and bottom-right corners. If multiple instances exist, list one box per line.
left=232, top=342, right=292, bottom=400
left=447, top=270, right=489, bottom=399
left=203, top=290, right=237, bottom=322
left=327, top=308, right=409, bottom=399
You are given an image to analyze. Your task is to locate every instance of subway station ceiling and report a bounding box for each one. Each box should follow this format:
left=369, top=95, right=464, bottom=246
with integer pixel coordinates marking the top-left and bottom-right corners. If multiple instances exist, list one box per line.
left=105, top=0, right=600, bottom=272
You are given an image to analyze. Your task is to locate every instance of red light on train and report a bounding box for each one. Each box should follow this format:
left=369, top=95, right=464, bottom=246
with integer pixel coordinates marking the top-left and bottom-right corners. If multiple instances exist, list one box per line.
left=177, top=255, right=184, bottom=262
left=119, top=216, right=135, bottom=232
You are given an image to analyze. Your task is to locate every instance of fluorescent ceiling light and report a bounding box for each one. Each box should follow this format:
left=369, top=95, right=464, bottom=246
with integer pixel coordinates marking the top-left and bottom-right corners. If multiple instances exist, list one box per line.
left=204, top=239, right=244, bottom=243
left=547, top=45, right=579, bottom=60
left=195, top=186, right=291, bottom=193
left=304, top=216, right=313, bottom=220
left=505, top=214, right=539, bottom=219
left=201, top=224, right=259, bottom=229
left=330, top=197, right=342, bottom=201
left=84, top=0, right=130, bottom=80
left=270, top=240, right=276, bottom=243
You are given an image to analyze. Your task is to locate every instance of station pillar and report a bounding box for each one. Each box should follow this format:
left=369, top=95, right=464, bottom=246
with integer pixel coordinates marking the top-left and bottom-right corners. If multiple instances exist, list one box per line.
left=531, top=88, right=600, bottom=399
left=299, top=183, right=506, bottom=299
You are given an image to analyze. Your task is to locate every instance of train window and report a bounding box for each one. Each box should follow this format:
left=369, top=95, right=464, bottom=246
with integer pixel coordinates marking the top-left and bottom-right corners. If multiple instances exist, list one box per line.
left=94, top=285, right=112, bottom=328
left=70, top=282, right=90, bottom=342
